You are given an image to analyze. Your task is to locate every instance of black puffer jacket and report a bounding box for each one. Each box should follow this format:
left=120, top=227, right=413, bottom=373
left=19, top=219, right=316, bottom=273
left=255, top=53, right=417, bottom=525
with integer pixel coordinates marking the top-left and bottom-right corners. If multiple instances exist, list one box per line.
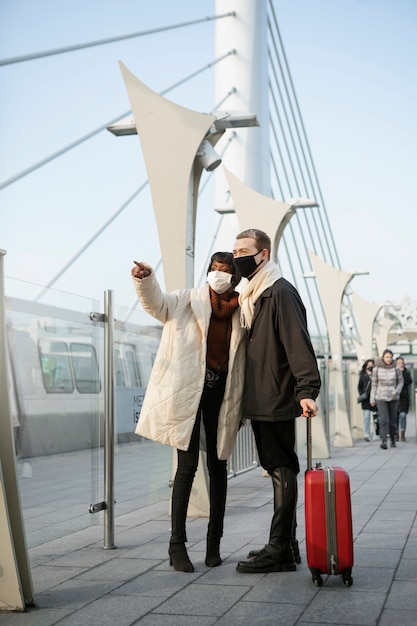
left=242, top=277, right=321, bottom=421
left=358, top=370, right=372, bottom=410
left=398, top=368, right=412, bottom=413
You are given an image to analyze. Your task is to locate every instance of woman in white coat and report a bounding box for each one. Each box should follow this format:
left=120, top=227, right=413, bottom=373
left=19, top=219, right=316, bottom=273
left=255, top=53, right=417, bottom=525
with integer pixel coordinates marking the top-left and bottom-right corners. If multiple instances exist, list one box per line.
left=131, top=252, right=246, bottom=572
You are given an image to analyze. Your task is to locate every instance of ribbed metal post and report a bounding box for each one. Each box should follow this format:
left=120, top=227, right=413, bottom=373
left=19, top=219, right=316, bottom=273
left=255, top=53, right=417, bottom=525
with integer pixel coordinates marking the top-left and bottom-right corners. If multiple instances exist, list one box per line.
left=103, top=289, right=116, bottom=549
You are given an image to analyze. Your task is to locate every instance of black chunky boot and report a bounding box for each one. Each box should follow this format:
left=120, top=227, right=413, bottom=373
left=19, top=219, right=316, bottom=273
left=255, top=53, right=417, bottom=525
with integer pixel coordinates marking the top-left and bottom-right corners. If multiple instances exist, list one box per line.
left=246, top=469, right=301, bottom=564
left=237, top=467, right=297, bottom=573
left=247, top=538, right=301, bottom=564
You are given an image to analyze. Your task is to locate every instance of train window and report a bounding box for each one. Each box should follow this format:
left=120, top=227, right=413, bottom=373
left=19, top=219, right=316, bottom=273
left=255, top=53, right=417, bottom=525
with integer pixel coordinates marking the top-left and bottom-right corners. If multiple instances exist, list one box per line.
left=39, top=340, right=74, bottom=394
left=70, top=343, right=100, bottom=394
left=125, top=349, right=141, bottom=387
left=114, top=348, right=126, bottom=387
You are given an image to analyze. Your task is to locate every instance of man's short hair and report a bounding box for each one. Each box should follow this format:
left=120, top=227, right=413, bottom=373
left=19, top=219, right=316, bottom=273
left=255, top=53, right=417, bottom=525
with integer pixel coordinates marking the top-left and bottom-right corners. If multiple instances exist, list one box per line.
left=236, top=229, right=271, bottom=253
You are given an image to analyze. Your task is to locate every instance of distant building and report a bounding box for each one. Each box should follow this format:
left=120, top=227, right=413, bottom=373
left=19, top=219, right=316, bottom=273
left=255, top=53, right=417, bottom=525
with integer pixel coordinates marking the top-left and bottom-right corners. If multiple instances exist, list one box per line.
left=384, top=297, right=417, bottom=360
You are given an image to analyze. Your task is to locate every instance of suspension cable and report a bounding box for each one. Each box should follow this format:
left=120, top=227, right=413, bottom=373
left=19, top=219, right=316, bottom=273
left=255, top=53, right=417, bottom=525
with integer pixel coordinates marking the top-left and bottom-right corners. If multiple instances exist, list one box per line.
left=0, top=50, right=236, bottom=191
left=268, top=0, right=340, bottom=267
left=34, top=181, right=148, bottom=301
left=0, top=12, right=236, bottom=66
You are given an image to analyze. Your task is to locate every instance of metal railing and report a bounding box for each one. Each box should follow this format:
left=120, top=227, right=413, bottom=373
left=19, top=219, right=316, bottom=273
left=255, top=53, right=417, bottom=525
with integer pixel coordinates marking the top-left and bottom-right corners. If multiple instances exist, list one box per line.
left=228, top=420, right=259, bottom=477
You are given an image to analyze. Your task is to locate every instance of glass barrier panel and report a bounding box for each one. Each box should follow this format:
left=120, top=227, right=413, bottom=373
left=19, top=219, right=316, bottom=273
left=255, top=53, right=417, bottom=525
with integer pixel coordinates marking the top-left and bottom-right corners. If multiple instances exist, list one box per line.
left=112, top=303, right=172, bottom=516
left=5, top=277, right=102, bottom=548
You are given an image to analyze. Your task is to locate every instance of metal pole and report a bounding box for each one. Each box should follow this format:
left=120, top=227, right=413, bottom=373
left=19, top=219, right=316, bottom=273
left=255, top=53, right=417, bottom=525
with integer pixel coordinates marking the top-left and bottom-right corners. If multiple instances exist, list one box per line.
left=104, top=289, right=116, bottom=549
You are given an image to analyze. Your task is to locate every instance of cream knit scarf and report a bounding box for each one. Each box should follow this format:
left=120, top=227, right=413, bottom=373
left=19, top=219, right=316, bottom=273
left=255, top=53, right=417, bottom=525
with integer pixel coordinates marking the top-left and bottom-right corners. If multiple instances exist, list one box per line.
left=238, top=260, right=282, bottom=329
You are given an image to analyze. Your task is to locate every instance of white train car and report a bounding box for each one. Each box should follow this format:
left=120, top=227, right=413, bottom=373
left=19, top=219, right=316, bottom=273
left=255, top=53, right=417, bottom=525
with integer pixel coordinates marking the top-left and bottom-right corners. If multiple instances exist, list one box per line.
left=5, top=297, right=161, bottom=458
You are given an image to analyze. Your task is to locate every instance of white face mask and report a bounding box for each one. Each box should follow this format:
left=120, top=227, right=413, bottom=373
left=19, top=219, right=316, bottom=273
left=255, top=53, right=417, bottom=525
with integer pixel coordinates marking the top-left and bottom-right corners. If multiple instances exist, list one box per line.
left=207, top=270, right=232, bottom=294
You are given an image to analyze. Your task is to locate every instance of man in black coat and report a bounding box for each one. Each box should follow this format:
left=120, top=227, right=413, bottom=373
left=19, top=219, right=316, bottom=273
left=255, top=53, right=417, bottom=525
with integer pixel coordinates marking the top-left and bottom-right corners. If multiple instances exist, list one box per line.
left=233, top=228, right=321, bottom=573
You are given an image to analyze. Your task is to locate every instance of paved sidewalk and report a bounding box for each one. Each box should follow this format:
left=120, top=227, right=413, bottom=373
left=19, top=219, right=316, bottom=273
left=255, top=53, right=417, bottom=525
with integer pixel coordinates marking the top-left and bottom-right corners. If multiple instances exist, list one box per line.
left=2, top=415, right=417, bottom=626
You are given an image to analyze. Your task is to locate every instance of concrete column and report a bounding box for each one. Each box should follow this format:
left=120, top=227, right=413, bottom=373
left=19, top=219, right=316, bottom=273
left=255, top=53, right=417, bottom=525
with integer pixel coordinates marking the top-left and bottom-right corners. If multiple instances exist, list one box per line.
left=374, top=317, right=396, bottom=356
left=0, top=250, right=34, bottom=610
left=222, top=166, right=295, bottom=258
left=351, top=291, right=381, bottom=362
left=308, top=251, right=354, bottom=447
left=119, top=62, right=219, bottom=292
left=215, top=0, right=269, bottom=194
left=214, top=0, right=269, bottom=251
left=349, top=292, right=382, bottom=440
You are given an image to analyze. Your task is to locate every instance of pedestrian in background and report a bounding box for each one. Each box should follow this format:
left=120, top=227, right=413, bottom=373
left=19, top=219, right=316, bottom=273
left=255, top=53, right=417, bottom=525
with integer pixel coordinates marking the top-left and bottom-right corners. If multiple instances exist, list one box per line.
left=370, top=349, right=403, bottom=449
left=395, top=356, right=412, bottom=441
left=358, top=359, right=375, bottom=441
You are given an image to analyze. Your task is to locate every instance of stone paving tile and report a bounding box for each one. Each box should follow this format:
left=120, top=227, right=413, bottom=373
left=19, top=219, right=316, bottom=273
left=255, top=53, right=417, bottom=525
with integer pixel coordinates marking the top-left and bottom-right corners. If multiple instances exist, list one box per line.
left=0, top=608, right=73, bottom=625
left=151, top=583, right=250, bottom=617
left=113, top=569, right=203, bottom=597
left=120, top=540, right=171, bottom=561
left=353, top=547, right=402, bottom=568
left=76, top=557, right=160, bottom=581
left=41, top=545, right=120, bottom=569
left=342, top=565, right=395, bottom=592
left=194, top=559, right=265, bottom=586
left=113, top=541, right=167, bottom=560
left=395, top=558, right=417, bottom=580
left=49, top=595, right=163, bottom=626
left=34, top=579, right=121, bottom=610
left=378, top=608, right=417, bottom=626
left=136, top=615, right=216, bottom=626
left=217, top=600, right=304, bottom=625
left=385, top=580, right=417, bottom=610
left=30, top=565, right=88, bottom=594
left=301, top=589, right=385, bottom=625
left=362, top=518, right=414, bottom=535
left=242, top=568, right=319, bottom=604
left=353, top=532, right=409, bottom=550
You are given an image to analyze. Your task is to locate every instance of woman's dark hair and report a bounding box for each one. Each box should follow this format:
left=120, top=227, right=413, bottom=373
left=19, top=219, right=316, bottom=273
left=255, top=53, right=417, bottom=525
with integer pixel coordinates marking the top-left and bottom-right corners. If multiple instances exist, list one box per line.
left=361, top=359, right=374, bottom=373
left=206, top=251, right=241, bottom=288
left=382, top=349, right=394, bottom=358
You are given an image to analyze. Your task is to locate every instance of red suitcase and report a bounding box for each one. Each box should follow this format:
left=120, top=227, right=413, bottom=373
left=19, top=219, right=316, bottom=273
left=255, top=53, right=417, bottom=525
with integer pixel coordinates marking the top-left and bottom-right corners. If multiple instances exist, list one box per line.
left=304, top=414, right=354, bottom=587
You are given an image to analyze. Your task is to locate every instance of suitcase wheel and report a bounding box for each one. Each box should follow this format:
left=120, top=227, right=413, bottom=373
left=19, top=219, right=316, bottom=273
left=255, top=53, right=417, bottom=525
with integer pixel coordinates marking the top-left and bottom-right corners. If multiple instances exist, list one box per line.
left=342, top=570, right=353, bottom=587
left=310, top=568, right=323, bottom=587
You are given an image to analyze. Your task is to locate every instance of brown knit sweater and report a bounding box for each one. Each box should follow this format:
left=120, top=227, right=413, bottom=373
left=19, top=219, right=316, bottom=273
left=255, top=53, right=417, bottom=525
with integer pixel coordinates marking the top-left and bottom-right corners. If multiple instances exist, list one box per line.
left=206, top=289, right=239, bottom=374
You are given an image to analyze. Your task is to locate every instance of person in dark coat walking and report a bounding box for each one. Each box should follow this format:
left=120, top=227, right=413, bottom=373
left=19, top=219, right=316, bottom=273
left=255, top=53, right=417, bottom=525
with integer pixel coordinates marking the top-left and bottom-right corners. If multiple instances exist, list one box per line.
left=232, top=228, right=321, bottom=574
left=358, top=359, right=375, bottom=441
left=395, top=356, right=412, bottom=441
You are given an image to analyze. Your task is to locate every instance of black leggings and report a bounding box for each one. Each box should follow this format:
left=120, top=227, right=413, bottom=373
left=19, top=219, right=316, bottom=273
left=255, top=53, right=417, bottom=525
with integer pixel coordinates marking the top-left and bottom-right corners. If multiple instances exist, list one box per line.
left=171, top=376, right=227, bottom=543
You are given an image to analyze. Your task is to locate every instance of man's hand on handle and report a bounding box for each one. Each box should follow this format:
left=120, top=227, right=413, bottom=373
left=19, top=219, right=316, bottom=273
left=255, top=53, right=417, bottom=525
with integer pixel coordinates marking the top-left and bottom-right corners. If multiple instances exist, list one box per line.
left=300, top=399, right=318, bottom=417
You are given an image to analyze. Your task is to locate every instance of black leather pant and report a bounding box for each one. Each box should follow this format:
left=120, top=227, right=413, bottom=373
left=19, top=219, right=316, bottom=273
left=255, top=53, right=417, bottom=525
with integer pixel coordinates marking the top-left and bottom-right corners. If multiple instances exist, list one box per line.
left=171, top=376, right=227, bottom=543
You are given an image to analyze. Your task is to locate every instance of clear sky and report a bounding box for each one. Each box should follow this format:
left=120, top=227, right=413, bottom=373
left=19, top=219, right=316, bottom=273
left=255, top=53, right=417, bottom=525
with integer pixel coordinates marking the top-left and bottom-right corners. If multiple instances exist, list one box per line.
left=1, top=0, right=416, bottom=312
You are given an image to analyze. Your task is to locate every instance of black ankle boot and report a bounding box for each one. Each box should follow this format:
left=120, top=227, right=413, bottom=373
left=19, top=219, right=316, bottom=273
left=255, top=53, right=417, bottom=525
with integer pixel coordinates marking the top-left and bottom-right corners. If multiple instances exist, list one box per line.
left=168, top=542, right=194, bottom=573
left=205, top=537, right=222, bottom=567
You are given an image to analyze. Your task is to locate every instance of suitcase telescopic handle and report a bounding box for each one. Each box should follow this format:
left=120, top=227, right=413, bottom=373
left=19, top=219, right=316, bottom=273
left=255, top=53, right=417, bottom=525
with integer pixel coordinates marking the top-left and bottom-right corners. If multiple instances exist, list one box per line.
left=306, top=408, right=313, bottom=472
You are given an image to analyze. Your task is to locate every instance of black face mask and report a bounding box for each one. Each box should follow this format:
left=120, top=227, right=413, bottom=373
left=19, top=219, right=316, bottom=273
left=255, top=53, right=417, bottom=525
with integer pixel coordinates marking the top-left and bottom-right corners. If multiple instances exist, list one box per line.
left=234, top=251, right=263, bottom=278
